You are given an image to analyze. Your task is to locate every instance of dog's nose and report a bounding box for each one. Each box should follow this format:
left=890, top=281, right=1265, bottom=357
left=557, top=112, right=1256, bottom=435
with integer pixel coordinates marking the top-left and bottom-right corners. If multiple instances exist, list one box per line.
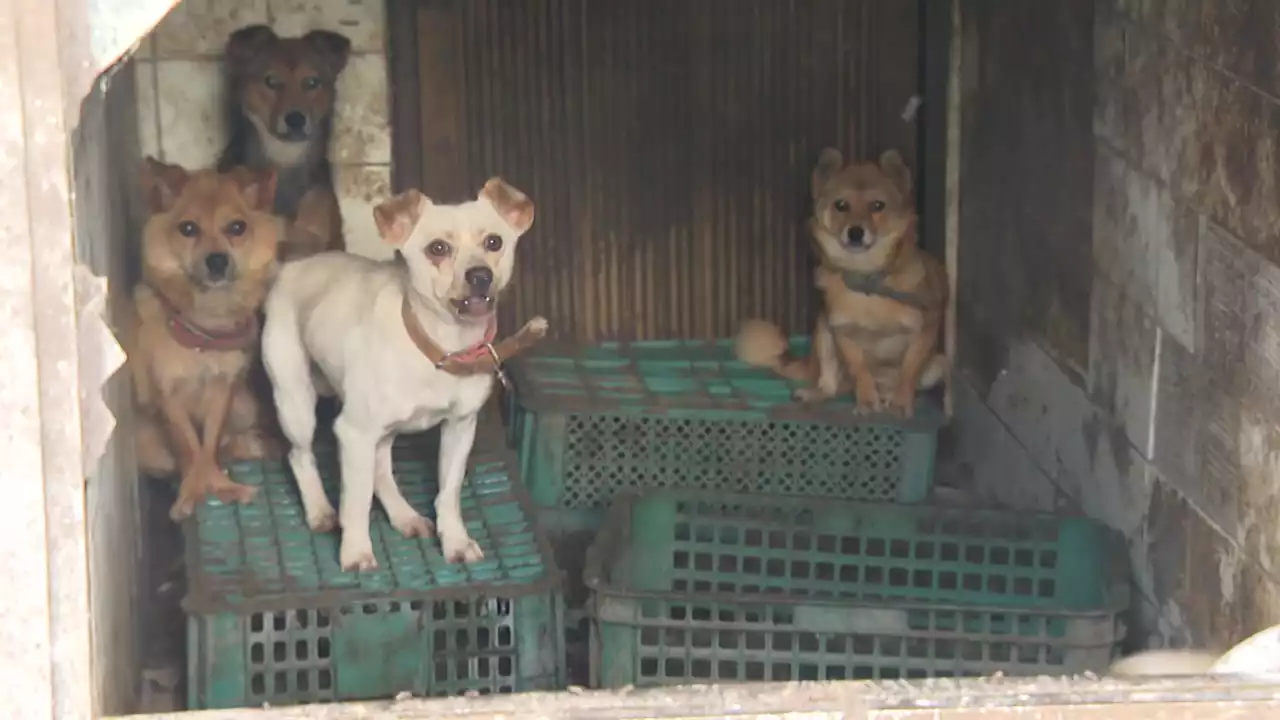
left=845, top=226, right=866, bottom=246
left=205, top=252, right=231, bottom=278
left=465, top=266, right=494, bottom=291
left=284, top=111, right=308, bottom=132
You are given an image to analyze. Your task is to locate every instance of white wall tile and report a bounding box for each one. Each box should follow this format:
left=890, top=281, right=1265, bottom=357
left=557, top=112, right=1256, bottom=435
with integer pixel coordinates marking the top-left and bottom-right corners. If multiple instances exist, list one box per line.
left=134, top=60, right=160, bottom=160
left=153, top=0, right=269, bottom=58
left=334, top=164, right=393, bottom=260
left=269, top=0, right=386, bottom=53
left=155, top=60, right=224, bottom=169
left=332, top=53, right=390, bottom=164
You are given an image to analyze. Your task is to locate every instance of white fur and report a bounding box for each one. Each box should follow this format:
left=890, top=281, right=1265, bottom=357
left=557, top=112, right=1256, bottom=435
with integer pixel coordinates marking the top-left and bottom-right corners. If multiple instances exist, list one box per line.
left=1108, top=650, right=1220, bottom=677
left=1108, top=624, right=1280, bottom=677
left=248, top=114, right=310, bottom=167
left=261, top=190, right=536, bottom=570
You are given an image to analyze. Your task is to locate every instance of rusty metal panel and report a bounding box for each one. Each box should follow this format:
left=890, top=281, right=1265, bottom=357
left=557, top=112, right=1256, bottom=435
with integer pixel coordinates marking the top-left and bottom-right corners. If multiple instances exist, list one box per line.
left=955, top=0, right=1094, bottom=384
left=416, top=0, right=919, bottom=342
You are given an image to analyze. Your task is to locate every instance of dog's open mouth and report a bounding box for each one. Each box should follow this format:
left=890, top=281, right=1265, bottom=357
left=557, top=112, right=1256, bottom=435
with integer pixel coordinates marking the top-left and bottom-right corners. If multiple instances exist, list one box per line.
left=452, top=295, right=495, bottom=319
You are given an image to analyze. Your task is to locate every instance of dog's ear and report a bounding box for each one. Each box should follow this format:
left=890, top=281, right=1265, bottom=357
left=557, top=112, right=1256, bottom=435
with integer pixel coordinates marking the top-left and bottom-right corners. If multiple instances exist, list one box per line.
left=811, top=148, right=844, bottom=200
left=879, top=149, right=912, bottom=197
left=225, top=25, right=278, bottom=69
left=480, top=177, right=535, bottom=234
left=374, top=189, right=430, bottom=247
left=302, top=30, right=352, bottom=75
left=140, top=156, right=190, bottom=214
left=229, top=166, right=278, bottom=212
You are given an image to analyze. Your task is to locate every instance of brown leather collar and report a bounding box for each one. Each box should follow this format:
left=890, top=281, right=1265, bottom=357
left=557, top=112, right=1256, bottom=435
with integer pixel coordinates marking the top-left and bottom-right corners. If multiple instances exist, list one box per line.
left=157, top=292, right=260, bottom=352
left=400, top=296, right=544, bottom=378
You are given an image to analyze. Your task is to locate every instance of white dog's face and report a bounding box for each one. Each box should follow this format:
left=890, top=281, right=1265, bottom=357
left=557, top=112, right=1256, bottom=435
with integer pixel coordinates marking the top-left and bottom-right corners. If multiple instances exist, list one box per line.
left=374, top=178, right=535, bottom=324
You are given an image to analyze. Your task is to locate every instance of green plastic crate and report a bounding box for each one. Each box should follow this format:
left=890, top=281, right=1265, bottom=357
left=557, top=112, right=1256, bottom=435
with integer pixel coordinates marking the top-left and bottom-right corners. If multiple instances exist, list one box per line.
left=584, top=490, right=1130, bottom=687
left=507, top=337, right=946, bottom=534
left=183, top=445, right=565, bottom=709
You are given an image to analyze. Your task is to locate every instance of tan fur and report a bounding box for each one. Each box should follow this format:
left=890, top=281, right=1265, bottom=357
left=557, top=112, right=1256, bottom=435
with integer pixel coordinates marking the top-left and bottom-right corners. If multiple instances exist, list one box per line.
left=737, top=148, right=948, bottom=417
left=127, top=157, right=284, bottom=520
left=221, top=25, right=349, bottom=259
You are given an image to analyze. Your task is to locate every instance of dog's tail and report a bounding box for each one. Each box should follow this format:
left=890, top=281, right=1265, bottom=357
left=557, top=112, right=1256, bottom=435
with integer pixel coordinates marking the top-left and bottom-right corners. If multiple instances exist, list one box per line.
left=735, top=319, right=811, bottom=382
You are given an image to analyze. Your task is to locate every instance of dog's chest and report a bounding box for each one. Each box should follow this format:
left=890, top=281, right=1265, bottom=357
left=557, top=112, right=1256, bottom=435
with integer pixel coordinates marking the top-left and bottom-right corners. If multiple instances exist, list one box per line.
left=828, top=294, right=920, bottom=361
left=152, top=344, right=248, bottom=407
left=385, top=372, right=494, bottom=432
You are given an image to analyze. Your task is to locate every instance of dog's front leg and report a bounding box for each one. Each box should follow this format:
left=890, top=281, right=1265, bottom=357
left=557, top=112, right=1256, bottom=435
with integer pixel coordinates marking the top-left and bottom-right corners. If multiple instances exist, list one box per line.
left=794, top=314, right=842, bottom=403
left=889, top=317, right=942, bottom=419
left=166, top=379, right=257, bottom=520
left=832, top=334, right=882, bottom=414
left=375, top=436, right=434, bottom=538
left=334, top=415, right=379, bottom=571
left=436, top=414, right=484, bottom=564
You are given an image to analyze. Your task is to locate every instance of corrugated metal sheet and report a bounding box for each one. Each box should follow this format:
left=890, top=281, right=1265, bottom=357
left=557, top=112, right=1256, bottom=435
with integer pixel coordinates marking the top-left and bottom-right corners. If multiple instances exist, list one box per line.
left=417, top=0, right=919, bottom=342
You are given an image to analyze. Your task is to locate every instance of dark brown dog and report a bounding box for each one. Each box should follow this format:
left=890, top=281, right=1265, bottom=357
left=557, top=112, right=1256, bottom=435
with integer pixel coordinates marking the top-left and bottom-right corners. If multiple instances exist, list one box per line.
left=737, top=148, right=948, bottom=418
left=218, top=25, right=350, bottom=261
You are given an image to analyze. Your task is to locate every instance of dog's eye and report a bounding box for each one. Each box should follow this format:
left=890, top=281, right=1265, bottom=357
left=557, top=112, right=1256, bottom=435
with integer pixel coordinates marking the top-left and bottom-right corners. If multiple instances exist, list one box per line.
left=870, top=200, right=886, bottom=212
left=225, top=220, right=247, bottom=237
left=833, top=199, right=850, bottom=212
left=301, top=76, right=322, bottom=91
left=177, top=221, right=200, bottom=238
left=263, top=74, right=283, bottom=90
left=427, top=240, right=451, bottom=257
left=483, top=234, right=504, bottom=252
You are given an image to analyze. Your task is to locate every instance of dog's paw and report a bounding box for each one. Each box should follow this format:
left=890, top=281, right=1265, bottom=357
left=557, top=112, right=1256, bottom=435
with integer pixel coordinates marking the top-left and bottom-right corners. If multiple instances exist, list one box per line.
left=793, top=387, right=826, bottom=404
left=168, top=493, right=199, bottom=522
left=853, top=400, right=882, bottom=416
left=390, top=512, right=435, bottom=539
left=887, top=390, right=917, bottom=418
left=441, top=534, right=485, bottom=564
left=340, top=536, right=378, bottom=572
left=307, top=506, right=339, bottom=533
left=525, top=316, right=549, bottom=338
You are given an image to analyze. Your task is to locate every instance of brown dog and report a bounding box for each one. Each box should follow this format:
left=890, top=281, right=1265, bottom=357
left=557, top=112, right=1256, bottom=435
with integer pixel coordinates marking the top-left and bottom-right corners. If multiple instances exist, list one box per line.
left=737, top=148, right=948, bottom=417
left=126, top=158, right=282, bottom=520
left=217, top=25, right=350, bottom=261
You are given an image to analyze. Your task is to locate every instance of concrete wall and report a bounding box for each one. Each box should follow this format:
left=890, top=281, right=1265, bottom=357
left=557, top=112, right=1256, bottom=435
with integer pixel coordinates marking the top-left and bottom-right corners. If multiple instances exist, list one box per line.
left=73, top=60, right=145, bottom=715
left=946, top=0, right=1280, bottom=651
left=133, top=0, right=394, bottom=260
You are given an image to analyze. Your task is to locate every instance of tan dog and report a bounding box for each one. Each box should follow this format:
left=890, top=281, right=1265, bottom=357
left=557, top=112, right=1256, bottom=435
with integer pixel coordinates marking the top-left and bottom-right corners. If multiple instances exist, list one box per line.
left=127, top=158, right=282, bottom=520
left=737, top=148, right=948, bottom=417
left=218, top=25, right=349, bottom=261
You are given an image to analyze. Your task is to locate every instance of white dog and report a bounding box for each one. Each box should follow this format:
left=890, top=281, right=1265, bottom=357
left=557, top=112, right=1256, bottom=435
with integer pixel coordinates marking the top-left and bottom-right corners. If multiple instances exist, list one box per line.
left=261, top=178, right=546, bottom=570
left=1108, top=623, right=1280, bottom=677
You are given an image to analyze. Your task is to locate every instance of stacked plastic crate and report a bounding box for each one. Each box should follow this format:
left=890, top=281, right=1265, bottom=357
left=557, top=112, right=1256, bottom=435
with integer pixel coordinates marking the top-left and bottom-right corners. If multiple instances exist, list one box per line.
left=181, top=431, right=565, bottom=709
left=505, top=336, right=1131, bottom=686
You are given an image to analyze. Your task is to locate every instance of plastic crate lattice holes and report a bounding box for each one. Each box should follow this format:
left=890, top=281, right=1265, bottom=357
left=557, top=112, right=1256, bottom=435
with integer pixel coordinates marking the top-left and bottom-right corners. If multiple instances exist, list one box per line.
left=184, top=449, right=565, bottom=709
left=509, top=338, right=942, bottom=525
left=584, top=490, right=1130, bottom=687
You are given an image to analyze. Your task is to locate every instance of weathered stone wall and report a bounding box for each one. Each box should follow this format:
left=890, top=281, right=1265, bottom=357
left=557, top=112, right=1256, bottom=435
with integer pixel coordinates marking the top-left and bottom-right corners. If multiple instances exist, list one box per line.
left=945, top=0, right=1280, bottom=650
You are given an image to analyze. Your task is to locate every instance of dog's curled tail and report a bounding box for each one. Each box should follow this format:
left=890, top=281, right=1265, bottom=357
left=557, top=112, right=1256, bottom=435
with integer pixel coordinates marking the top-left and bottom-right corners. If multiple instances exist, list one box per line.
left=735, top=319, right=810, bottom=382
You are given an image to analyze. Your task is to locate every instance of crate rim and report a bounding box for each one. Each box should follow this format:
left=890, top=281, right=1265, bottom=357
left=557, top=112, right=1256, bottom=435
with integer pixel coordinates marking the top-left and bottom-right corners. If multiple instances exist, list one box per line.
left=583, top=489, right=1133, bottom=620
left=506, top=338, right=948, bottom=432
left=181, top=447, right=566, bottom=615
left=510, top=390, right=949, bottom=431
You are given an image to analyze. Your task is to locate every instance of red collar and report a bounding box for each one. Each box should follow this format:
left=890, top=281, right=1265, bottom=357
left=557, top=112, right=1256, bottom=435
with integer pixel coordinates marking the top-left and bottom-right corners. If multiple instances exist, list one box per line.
left=445, top=318, right=499, bottom=363
left=157, top=294, right=260, bottom=352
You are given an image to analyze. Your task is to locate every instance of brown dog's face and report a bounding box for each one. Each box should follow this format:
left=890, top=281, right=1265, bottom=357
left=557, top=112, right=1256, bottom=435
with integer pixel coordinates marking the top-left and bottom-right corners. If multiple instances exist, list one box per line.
left=224, top=25, right=351, bottom=146
left=140, top=157, right=281, bottom=290
left=374, top=179, right=536, bottom=325
left=809, top=148, right=915, bottom=271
